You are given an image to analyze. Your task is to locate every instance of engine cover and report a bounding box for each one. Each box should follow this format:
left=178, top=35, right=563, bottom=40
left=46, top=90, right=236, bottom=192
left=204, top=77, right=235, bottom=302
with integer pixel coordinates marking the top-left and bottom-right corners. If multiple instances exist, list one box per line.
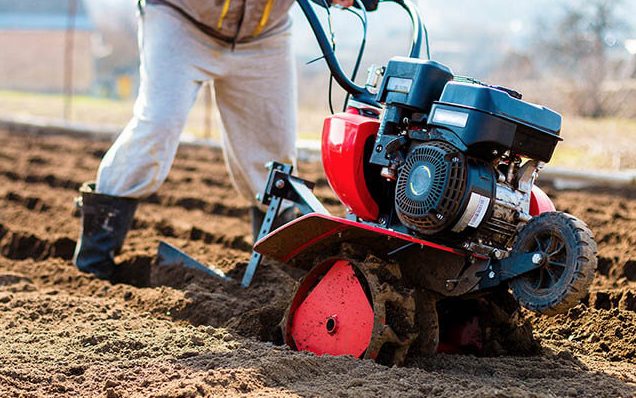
left=395, top=141, right=466, bottom=234
left=395, top=141, right=495, bottom=236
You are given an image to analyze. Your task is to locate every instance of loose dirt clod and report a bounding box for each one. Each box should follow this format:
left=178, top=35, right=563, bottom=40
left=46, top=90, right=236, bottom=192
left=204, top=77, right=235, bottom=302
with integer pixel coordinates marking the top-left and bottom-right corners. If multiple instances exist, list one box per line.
left=1, top=129, right=635, bottom=397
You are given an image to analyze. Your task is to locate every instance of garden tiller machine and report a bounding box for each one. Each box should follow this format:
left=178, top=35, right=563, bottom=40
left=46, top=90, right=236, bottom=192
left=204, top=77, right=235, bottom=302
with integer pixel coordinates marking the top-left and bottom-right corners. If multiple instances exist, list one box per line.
left=164, top=0, right=598, bottom=366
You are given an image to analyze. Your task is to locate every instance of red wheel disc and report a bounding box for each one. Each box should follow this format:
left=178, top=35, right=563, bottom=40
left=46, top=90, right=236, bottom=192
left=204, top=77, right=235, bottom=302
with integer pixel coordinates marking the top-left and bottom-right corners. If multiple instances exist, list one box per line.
left=290, top=260, right=374, bottom=357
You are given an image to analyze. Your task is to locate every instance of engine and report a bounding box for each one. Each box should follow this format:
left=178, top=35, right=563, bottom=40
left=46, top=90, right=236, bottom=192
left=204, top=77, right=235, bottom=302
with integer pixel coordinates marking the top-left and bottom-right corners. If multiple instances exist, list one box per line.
left=366, top=57, right=563, bottom=256
left=394, top=140, right=541, bottom=255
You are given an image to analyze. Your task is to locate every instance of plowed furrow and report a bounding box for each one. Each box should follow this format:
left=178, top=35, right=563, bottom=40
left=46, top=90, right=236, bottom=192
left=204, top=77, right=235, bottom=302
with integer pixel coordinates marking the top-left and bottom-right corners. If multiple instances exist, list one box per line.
left=0, top=223, right=75, bottom=261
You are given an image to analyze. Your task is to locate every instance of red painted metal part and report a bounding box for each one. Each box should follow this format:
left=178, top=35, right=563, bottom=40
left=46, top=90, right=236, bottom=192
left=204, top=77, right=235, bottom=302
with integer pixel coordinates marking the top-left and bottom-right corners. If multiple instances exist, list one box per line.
left=282, top=224, right=348, bottom=263
left=322, top=113, right=380, bottom=221
left=529, top=185, right=556, bottom=216
left=437, top=317, right=482, bottom=354
left=290, top=260, right=374, bottom=357
left=254, top=213, right=473, bottom=264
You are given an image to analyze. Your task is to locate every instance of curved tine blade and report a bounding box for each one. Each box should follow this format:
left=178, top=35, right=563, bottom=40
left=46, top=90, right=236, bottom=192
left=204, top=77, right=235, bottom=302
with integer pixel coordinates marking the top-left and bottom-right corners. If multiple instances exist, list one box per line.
left=157, top=241, right=232, bottom=281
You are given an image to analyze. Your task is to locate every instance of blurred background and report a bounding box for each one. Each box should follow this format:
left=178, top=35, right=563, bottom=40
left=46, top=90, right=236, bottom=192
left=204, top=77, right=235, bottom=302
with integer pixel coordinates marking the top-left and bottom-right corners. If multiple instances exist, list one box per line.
left=0, top=0, right=635, bottom=170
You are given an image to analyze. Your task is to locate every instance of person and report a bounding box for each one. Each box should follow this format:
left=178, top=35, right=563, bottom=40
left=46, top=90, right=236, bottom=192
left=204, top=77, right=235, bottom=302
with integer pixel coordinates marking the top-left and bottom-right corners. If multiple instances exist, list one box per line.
left=72, top=0, right=357, bottom=280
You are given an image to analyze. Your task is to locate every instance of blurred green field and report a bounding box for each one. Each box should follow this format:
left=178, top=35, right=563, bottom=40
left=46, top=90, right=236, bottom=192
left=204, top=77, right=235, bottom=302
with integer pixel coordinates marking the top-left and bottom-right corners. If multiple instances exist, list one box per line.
left=1, top=89, right=635, bottom=171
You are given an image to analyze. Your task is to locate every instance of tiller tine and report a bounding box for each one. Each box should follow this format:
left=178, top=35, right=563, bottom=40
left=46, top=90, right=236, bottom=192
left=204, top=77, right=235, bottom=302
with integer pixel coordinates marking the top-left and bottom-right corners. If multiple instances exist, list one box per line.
left=156, top=241, right=231, bottom=281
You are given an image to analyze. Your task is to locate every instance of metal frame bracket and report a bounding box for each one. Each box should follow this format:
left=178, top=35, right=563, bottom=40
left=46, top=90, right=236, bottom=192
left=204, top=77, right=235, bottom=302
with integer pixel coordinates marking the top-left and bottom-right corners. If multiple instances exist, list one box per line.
left=477, top=251, right=543, bottom=290
left=241, top=162, right=330, bottom=287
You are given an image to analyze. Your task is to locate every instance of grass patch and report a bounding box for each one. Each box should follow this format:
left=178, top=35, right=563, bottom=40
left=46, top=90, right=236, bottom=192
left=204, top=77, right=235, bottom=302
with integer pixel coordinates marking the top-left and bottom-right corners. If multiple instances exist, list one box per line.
left=558, top=116, right=636, bottom=170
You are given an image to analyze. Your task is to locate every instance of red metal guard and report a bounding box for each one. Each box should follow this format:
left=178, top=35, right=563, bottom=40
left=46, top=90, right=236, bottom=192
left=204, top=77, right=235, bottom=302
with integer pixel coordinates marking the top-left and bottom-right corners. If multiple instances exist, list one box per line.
left=322, top=113, right=380, bottom=221
left=290, top=260, right=374, bottom=357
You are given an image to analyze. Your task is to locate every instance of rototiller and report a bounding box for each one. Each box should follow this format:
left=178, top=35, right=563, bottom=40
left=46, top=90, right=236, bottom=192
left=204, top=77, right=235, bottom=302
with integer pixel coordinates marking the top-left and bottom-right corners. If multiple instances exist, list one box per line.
left=159, top=0, right=598, bottom=365
left=250, top=0, right=598, bottom=364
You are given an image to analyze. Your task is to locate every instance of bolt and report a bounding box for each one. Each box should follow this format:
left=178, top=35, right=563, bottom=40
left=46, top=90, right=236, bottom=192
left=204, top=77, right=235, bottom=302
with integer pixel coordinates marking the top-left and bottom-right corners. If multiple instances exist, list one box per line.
left=492, top=149, right=499, bottom=156
left=275, top=179, right=285, bottom=189
left=462, top=242, right=471, bottom=249
left=532, top=253, right=543, bottom=265
left=378, top=217, right=387, bottom=225
left=452, top=157, right=459, bottom=163
left=445, top=281, right=455, bottom=291
left=488, top=271, right=496, bottom=279
left=493, top=249, right=504, bottom=260
left=376, top=145, right=383, bottom=152
left=436, top=213, right=444, bottom=220
left=255, top=194, right=262, bottom=201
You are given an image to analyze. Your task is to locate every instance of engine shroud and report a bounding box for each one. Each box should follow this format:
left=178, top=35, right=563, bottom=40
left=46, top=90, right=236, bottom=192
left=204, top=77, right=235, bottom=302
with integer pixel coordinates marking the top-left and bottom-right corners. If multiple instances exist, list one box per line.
left=396, top=141, right=495, bottom=236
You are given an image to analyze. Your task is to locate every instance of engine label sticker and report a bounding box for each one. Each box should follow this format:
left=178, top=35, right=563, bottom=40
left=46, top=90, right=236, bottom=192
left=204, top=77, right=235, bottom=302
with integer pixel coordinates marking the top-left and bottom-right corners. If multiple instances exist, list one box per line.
left=452, top=193, right=491, bottom=232
left=468, top=194, right=491, bottom=228
left=387, top=77, right=413, bottom=94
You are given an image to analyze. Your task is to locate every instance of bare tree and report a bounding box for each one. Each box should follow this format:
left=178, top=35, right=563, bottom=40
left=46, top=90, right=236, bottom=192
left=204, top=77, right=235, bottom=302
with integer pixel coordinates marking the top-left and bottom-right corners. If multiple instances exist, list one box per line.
left=538, top=0, right=630, bottom=117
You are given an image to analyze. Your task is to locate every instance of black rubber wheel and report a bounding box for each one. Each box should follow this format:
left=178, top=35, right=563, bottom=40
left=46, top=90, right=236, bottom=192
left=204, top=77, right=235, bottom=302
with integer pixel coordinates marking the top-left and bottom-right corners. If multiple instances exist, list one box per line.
left=509, top=212, right=597, bottom=315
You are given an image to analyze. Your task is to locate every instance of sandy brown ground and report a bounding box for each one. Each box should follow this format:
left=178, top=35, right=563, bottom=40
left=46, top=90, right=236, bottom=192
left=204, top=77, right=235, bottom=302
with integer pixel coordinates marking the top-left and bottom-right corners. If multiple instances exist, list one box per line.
left=0, top=128, right=635, bottom=398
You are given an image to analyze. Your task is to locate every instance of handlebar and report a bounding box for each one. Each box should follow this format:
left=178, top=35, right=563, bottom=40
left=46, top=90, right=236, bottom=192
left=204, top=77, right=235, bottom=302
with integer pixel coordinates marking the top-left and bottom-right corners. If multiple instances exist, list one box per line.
left=296, top=0, right=428, bottom=105
left=396, top=0, right=428, bottom=60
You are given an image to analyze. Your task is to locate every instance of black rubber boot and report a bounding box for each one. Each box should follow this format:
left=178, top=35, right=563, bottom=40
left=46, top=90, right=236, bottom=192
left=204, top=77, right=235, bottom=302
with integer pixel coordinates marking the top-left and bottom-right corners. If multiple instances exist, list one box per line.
left=73, top=182, right=138, bottom=280
left=250, top=206, right=296, bottom=243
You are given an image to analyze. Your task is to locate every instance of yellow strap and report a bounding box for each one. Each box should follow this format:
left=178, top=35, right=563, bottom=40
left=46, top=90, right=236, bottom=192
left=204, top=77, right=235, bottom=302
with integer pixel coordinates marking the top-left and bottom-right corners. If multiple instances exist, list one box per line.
left=252, top=0, right=275, bottom=37
left=217, top=0, right=232, bottom=29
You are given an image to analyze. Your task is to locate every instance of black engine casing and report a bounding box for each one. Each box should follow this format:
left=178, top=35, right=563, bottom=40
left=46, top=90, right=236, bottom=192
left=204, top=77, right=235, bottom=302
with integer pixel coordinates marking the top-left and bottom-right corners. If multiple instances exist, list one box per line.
left=428, top=82, right=562, bottom=162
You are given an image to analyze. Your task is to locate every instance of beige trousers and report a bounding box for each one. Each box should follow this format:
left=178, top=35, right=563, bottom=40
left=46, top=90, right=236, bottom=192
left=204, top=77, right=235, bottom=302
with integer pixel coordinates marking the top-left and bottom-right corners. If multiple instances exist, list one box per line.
left=96, top=4, right=297, bottom=206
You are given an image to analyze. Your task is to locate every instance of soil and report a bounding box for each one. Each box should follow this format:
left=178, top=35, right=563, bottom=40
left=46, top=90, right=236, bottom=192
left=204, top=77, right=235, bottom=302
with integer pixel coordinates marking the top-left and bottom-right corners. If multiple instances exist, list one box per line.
left=0, top=128, right=635, bottom=398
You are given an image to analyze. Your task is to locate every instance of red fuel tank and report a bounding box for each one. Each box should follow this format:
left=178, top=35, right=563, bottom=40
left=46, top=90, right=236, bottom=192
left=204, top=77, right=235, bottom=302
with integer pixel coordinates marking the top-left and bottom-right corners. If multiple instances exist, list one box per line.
left=321, top=112, right=380, bottom=221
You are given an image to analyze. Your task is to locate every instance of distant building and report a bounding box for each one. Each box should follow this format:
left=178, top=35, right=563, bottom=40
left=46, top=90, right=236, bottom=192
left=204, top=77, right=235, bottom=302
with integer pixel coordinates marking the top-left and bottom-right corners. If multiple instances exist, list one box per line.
left=0, top=0, right=94, bottom=93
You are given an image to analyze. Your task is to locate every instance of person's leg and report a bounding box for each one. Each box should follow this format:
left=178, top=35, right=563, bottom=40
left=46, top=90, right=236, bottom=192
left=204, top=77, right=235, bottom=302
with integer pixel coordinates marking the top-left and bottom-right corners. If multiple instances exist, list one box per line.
left=96, top=5, right=211, bottom=198
left=75, top=5, right=213, bottom=279
left=212, top=29, right=298, bottom=240
left=213, top=28, right=298, bottom=208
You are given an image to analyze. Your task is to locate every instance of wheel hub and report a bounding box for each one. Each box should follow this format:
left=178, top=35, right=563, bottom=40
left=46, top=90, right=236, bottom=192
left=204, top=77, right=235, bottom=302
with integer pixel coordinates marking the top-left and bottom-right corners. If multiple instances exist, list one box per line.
left=524, top=233, right=567, bottom=291
left=325, top=316, right=338, bottom=334
left=531, top=252, right=544, bottom=265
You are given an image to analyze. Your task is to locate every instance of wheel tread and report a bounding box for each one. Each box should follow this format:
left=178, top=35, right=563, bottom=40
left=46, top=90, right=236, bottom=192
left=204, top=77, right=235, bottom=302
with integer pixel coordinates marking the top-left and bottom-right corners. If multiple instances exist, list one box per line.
left=509, top=212, right=597, bottom=316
